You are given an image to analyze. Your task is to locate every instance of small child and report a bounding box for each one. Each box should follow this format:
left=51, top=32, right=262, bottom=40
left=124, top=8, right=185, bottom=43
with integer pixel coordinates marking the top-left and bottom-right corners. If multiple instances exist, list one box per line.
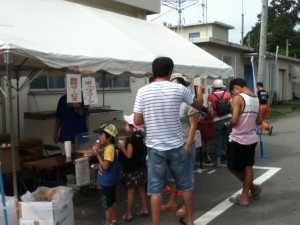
left=117, top=114, right=148, bottom=222
left=91, top=123, right=122, bottom=225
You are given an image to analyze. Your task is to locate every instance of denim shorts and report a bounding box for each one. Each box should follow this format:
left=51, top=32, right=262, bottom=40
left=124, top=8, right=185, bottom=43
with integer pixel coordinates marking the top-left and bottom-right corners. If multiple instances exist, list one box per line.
left=147, top=146, right=193, bottom=195
left=213, top=117, right=231, bottom=156
left=167, top=141, right=196, bottom=183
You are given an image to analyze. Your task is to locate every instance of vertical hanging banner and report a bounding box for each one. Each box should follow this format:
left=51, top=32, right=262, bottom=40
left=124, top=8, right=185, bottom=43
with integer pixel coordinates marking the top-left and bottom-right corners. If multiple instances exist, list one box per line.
left=66, top=74, right=82, bottom=103
left=82, top=77, right=98, bottom=105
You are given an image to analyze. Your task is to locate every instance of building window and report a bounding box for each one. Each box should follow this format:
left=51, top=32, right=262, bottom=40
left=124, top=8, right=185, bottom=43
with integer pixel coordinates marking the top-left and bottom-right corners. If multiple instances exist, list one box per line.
left=95, top=75, right=130, bottom=90
left=189, top=32, right=200, bottom=39
left=30, top=75, right=130, bottom=91
left=30, top=76, right=65, bottom=91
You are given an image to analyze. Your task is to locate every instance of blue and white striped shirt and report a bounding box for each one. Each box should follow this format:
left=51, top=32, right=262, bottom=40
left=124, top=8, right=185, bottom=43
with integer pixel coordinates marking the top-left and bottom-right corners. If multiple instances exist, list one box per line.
left=134, top=81, right=194, bottom=151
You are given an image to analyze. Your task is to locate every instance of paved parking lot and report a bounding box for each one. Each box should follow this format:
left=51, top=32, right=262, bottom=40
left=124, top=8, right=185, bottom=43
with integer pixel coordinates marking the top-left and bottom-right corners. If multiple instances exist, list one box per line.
left=73, top=110, right=300, bottom=225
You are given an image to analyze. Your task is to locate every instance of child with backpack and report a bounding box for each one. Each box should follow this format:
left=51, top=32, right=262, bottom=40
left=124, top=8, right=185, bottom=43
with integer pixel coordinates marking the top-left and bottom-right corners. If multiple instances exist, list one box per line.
left=207, top=79, right=232, bottom=168
left=117, top=114, right=148, bottom=222
left=91, top=123, right=122, bottom=225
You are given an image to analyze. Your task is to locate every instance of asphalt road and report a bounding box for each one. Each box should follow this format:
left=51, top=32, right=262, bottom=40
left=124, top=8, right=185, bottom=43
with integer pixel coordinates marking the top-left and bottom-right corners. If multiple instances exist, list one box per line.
left=74, top=110, right=300, bottom=225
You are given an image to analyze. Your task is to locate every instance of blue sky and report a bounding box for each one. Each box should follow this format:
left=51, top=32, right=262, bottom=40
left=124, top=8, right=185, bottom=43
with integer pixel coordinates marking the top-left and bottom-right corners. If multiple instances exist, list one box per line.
left=147, top=0, right=265, bottom=44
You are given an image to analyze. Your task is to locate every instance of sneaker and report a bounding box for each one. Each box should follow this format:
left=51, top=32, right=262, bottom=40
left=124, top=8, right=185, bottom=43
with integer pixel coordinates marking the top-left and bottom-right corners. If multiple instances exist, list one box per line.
left=229, top=194, right=249, bottom=206
left=268, top=126, right=273, bottom=135
left=250, top=185, right=262, bottom=200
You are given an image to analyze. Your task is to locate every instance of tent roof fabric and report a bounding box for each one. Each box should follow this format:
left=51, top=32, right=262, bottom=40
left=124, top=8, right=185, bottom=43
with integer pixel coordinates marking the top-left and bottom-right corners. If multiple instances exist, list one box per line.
left=0, top=0, right=233, bottom=78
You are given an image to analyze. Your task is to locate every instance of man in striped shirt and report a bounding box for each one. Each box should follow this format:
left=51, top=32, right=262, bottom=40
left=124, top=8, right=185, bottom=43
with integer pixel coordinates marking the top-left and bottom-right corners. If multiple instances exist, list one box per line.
left=134, top=57, right=203, bottom=225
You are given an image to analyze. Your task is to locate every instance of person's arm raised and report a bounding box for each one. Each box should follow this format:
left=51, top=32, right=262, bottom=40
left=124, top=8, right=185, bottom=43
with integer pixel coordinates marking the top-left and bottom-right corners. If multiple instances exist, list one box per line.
left=191, top=85, right=204, bottom=110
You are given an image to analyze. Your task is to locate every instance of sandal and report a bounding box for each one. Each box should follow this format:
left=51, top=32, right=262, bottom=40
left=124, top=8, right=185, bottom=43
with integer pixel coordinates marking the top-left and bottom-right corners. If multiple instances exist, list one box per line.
left=136, top=209, right=149, bottom=217
left=176, top=207, right=186, bottom=217
left=160, top=204, right=177, bottom=212
left=250, top=185, right=262, bottom=200
left=229, top=194, right=249, bottom=206
left=122, top=213, right=133, bottom=222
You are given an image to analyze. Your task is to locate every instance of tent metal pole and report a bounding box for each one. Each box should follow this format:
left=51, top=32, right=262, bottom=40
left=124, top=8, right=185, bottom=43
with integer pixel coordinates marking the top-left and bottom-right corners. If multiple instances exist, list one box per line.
left=16, top=77, right=20, bottom=140
left=102, top=72, right=105, bottom=107
left=4, top=51, right=18, bottom=197
left=0, top=78, right=6, bottom=133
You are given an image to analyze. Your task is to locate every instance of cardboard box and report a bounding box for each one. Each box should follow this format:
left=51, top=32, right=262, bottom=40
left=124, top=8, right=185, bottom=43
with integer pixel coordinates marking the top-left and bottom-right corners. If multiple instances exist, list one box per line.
left=19, top=208, right=74, bottom=225
left=19, top=187, right=74, bottom=225
left=19, top=219, right=54, bottom=225
left=18, top=201, right=73, bottom=224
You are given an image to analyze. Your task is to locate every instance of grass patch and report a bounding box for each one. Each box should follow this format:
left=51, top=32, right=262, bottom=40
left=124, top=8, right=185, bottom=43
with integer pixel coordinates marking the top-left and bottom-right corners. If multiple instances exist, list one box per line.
left=266, top=111, right=282, bottom=119
left=267, top=99, right=300, bottom=119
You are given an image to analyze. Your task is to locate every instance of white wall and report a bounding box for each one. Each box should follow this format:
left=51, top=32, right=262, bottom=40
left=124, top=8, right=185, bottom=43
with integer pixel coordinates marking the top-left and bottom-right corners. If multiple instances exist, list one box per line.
left=1, top=75, right=148, bottom=140
left=67, top=0, right=160, bottom=18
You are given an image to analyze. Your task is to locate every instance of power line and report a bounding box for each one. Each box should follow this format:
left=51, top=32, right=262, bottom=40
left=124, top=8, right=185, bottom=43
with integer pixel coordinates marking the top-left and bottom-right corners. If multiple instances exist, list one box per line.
left=150, top=8, right=175, bottom=21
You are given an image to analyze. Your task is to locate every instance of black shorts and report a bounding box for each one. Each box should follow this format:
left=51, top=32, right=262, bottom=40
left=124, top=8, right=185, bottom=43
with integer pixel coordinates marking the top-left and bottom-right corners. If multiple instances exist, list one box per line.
left=226, top=140, right=257, bottom=171
left=101, top=184, right=117, bottom=209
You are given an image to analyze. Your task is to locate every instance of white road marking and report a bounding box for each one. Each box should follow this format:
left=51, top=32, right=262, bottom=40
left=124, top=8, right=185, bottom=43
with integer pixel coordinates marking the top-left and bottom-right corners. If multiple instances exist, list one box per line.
left=207, top=170, right=216, bottom=174
left=194, top=166, right=281, bottom=225
left=195, top=169, right=208, bottom=173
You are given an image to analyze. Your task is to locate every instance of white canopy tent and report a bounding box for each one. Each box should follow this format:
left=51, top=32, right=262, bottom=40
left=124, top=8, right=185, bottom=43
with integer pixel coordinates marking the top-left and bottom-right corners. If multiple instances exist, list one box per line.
left=0, top=0, right=233, bottom=197
left=0, top=0, right=233, bottom=78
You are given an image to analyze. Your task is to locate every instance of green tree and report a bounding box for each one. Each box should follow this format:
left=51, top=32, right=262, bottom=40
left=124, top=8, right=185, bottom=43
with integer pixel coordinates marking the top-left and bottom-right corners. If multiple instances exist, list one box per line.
left=244, top=0, right=300, bottom=58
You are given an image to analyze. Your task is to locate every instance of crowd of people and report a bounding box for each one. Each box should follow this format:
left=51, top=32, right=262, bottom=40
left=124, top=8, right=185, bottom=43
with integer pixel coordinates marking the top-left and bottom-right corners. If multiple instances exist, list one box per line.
left=54, top=56, right=268, bottom=225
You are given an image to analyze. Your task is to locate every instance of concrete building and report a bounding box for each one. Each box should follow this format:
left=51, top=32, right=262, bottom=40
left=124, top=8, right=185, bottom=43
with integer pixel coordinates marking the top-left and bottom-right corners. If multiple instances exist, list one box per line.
left=169, top=22, right=300, bottom=102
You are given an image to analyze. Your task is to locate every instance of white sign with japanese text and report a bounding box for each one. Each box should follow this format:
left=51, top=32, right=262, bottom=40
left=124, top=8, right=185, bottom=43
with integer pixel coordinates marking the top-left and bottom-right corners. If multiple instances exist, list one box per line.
left=75, top=157, right=90, bottom=187
left=66, top=74, right=82, bottom=103
left=82, top=77, right=98, bottom=105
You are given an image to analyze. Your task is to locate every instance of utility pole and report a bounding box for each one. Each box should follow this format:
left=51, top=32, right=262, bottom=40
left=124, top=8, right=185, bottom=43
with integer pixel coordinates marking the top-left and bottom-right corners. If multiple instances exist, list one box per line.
left=286, top=39, right=289, bottom=56
left=257, top=0, right=268, bottom=83
left=201, top=0, right=205, bottom=23
left=241, top=0, right=244, bottom=45
left=178, top=0, right=182, bottom=26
